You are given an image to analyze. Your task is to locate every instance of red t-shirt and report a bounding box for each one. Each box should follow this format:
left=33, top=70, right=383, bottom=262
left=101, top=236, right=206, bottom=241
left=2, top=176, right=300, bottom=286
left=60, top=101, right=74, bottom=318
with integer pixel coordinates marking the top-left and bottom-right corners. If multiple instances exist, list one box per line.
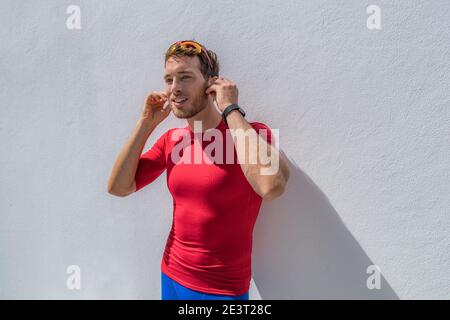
left=135, top=118, right=274, bottom=295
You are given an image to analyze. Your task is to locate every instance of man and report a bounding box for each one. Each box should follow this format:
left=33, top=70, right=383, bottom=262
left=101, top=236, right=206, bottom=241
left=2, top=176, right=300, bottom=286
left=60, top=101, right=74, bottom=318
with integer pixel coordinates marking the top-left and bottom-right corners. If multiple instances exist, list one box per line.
left=107, top=40, right=290, bottom=300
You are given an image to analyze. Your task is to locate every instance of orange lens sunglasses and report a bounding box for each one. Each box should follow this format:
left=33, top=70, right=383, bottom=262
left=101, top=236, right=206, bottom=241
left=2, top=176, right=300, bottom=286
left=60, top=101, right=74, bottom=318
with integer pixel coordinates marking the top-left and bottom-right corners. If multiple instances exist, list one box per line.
left=167, top=40, right=214, bottom=73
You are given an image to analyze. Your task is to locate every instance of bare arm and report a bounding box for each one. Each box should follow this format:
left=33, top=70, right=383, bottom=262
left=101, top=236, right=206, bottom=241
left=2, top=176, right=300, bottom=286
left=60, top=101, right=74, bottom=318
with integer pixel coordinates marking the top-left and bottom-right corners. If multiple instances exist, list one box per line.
left=107, top=91, right=171, bottom=197
left=205, top=77, right=290, bottom=201
left=226, top=111, right=290, bottom=201
left=107, top=119, right=156, bottom=196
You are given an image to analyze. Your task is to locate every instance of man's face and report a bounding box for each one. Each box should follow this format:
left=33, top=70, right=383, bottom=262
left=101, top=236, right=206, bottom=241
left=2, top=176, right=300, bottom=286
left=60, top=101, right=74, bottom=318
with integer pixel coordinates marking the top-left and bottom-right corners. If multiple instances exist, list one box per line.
left=164, top=56, right=212, bottom=119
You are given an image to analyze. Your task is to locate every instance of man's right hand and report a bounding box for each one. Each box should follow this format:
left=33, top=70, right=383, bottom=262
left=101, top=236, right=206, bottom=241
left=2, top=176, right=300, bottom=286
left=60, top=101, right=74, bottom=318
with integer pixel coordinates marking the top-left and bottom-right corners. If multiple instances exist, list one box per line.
left=140, top=91, right=172, bottom=126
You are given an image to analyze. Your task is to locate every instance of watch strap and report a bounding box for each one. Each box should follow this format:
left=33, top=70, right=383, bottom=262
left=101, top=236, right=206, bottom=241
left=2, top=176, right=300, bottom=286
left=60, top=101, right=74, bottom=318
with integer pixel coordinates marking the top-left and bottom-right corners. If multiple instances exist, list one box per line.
left=222, top=104, right=245, bottom=126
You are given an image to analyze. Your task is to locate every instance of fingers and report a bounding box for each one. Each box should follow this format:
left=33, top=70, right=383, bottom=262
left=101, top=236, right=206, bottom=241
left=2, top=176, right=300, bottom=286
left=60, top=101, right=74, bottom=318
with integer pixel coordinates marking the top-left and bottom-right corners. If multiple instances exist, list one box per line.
left=208, top=77, right=233, bottom=90
left=148, top=91, right=166, bottom=99
left=146, top=91, right=168, bottom=106
left=213, top=76, right=228, bottom=83
left=206, top=76, right=236, bottom=95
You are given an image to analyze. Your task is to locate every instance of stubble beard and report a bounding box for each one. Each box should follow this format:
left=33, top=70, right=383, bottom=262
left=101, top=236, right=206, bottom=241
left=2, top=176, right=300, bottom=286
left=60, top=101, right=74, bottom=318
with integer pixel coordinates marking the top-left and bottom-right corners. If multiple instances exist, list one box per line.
left=171, top=82, right=209, bottom=119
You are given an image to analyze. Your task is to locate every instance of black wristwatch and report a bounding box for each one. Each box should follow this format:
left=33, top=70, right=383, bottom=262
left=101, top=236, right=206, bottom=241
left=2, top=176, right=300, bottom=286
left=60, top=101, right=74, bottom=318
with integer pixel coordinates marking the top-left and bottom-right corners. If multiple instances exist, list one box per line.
left=222, top=104, right=246, bottom=126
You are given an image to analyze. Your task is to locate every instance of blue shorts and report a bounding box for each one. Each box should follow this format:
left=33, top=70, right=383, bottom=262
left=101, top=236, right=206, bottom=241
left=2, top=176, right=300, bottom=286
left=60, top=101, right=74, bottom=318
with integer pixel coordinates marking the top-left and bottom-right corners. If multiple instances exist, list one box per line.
left=161, top=271, right=249, bottom=300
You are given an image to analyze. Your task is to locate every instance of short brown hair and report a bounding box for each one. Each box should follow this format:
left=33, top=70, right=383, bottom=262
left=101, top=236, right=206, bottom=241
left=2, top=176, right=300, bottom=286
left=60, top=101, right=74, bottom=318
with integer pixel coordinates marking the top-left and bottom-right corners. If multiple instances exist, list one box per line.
left=164, top=40, right=220, bottom=80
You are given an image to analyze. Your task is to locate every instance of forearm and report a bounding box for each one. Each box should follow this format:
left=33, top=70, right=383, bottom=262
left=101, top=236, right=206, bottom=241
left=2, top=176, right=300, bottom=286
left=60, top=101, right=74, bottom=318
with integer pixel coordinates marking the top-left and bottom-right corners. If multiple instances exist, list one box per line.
left=226, top=111, right=290, bottom=199
left=107, top=118, right=157, bottom=195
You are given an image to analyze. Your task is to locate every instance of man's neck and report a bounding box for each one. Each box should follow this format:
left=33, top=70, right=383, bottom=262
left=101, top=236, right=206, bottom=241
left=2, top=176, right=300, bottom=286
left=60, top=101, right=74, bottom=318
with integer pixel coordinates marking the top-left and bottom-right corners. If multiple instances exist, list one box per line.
left=186, top=103, right=222, bottom=132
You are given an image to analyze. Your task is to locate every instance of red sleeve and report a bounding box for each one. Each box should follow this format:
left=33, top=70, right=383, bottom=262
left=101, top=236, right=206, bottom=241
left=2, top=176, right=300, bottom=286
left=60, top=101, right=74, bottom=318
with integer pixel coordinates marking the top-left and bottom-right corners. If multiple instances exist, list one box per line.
left=250, top=122, right=276, bottom=148
left=134, top=131, right=167, bottom=192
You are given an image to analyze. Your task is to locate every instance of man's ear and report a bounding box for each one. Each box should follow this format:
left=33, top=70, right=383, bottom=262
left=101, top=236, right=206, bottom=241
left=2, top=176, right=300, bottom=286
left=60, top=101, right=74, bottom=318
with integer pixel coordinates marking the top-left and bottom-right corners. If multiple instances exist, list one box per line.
left=209, top=76, right=218, bottom=85
left=205, top=77, right=215, bottom=92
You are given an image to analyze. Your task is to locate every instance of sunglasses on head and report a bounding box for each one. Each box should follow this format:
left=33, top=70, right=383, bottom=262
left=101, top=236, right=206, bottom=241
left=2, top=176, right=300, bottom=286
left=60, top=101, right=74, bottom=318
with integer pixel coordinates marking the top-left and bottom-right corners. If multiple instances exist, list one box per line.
left=167, top=40, right=214, bottom=74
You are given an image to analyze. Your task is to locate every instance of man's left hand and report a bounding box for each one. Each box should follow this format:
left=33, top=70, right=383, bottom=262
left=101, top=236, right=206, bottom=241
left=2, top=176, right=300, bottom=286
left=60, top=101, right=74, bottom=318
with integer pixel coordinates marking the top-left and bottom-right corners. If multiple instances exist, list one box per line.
left=205, top=76, right=239, bottom=112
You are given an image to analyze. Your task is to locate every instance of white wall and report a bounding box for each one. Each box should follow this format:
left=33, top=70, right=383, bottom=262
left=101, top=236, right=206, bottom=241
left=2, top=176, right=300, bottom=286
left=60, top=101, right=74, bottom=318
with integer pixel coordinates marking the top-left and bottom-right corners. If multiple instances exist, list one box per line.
left=1, top=0, right=448, bottom=299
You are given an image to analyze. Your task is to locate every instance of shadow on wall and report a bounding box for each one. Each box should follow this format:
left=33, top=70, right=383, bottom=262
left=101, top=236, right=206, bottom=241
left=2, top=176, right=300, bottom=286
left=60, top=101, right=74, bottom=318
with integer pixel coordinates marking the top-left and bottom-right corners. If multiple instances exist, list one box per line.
left=252, top=155, right=399, bottom=299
